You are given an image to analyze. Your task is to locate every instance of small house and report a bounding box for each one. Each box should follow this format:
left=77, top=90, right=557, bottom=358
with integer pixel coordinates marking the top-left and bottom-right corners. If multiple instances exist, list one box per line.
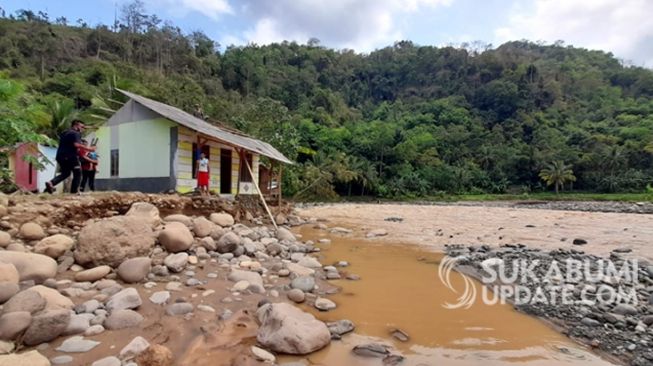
left=8, top=143, right=59, bottom=193
left=93, top=89, right=292, bottom=195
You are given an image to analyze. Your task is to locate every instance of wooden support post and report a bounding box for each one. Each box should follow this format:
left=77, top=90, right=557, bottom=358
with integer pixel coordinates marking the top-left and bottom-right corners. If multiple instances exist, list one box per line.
left=235, top=148, right=242, bottom=197
left=243, top=153, right=277, bottom=229
left=278, top=163, right=283, bottom=207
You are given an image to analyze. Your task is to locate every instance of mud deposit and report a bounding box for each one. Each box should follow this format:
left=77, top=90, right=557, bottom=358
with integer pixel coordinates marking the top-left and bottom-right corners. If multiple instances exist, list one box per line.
left=281, top=226, right=618, bottom=366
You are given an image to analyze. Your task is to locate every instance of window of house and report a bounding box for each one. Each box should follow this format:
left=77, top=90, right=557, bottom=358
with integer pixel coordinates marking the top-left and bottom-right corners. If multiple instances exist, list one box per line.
left=28, top=162, right=33, bottom=184
left=191, top=143, right=211, bottom=178
left=239, top=153, right=253, bottom=182
left=110, top=149, right=119, bottom=177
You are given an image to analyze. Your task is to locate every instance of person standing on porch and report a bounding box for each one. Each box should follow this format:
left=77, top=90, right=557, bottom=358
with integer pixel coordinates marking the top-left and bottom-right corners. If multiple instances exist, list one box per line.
left=45, top=120, right=94, bottom=194
left=196, top=152, right=210, bottom=196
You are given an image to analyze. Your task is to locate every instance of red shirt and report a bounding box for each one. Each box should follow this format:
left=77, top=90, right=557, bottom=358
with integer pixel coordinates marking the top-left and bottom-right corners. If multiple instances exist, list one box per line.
left=78, top=148, right=96, bottom=171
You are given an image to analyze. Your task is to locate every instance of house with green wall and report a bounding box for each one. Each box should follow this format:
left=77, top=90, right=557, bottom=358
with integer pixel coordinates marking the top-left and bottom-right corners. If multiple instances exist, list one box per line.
left=94, top=89, right=292, bottom=195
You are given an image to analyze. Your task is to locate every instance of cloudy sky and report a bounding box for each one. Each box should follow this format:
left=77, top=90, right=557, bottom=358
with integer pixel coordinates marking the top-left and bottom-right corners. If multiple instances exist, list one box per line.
left=4, top=0, right=652, bottom=66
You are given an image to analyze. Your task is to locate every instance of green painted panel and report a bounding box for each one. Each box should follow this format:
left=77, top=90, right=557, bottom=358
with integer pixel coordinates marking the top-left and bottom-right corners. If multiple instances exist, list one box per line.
left=94, top=126, right=111, bottom=179
left=118, top=118, right=176, bottom=178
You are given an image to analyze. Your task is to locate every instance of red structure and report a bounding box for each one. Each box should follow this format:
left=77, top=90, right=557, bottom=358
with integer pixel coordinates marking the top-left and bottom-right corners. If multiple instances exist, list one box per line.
left=10, top=143, right=38, bottom=192
left=8, top=143, right=58, bottom=193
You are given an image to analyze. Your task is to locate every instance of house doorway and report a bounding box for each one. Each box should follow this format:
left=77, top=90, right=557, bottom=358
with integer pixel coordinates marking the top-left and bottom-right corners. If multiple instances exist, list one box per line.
left=191, top=143, right=210, bottom=179
left=220, top=149, right=232, bottom=194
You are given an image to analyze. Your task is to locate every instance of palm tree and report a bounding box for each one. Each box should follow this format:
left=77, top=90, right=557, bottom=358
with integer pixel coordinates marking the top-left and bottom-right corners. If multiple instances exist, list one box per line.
left=539, top=161, right=576, bottom=194
left=352, top=158, right=378, bottom=196
left=44, top=96, right=116, bottom=139
left=45, top=99, right=78, bottom=139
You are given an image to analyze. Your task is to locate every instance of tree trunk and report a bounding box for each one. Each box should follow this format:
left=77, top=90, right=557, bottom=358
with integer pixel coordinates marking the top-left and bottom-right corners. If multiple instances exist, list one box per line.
left=96, top=33, right=102, bottom=59
left=555, top=182, right=559, bottom=194
left=378, top=149, right=384, bottom=177
left=40, top=54, right=45, bottom=80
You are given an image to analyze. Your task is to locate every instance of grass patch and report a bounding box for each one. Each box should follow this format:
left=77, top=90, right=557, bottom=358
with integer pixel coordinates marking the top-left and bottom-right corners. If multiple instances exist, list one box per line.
left=419, top=192, right=653, bottom=202
left=334, top=192, right=653, bottom=203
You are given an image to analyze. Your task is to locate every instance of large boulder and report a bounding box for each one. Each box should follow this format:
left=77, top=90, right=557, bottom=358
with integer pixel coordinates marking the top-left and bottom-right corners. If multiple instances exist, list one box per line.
left=163, top=214, right=192, bottom=227
left=209, top=212, right=234, bottom=227
left=125, top=202, right=161, bottom=228
left=104, top=309, right=143, bottom=330
left=119, top=336, right=150, bottom=359
left=0, top=232, right=10, bottom=248
left=136, top=344, right=173, bottom=366
left=19, top=223, right=45, bottom=241
left=275, top=213, right=287, bottom=225
left=296, top=256, right=322, bottom=269
left=192, top=217, right=215, bottom=238
left=33, top=234, right=75, bottom=258
left=256, top=303, right=330, bottom=354
left=28, top=285, right=74, bottom=310
left=290, top=276, right=315, bottom=292
left=0, top=350, right=50, bottom=366
left=163, top=253, right=188, bottom=273
left=106, top=288, right=142, bottom=312
left=75, top=216, right=155, bottom=267
left=0, top=263, right=18, bottom=284
left=2, top=290, right=46, bottom=314
left=228, top=269, right=264, bottom=293
left=0, top=283, right=18, bottom=304
left=74, top=265, right=111, bottom=282
left=0, top=252, right=56, bottom=283
left=276, top=227, right=296, bottom=242
left=23, top=309, right=71, bottom=346
left=158, top=224, right=193, bottom=253
left=117, top=257, right=152, bottom=283
left=286, top=263, right=315, bottom=277
left=0, top=311, right=32, bottom=340
left=216, top=232, right=241, bottom=253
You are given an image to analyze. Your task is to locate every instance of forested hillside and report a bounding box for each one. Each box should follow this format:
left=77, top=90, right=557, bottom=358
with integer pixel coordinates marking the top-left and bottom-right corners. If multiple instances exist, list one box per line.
left=1, top=3, right=653, bottom=198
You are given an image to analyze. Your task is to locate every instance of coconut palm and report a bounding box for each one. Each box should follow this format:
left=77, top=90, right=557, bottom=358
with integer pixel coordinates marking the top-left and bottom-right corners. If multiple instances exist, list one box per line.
left=45, top=99, right=79, bottom=139
left=44, top=96, right=116, bottom=139
left=539, top=161, right=576, bottom=194
left=353, top=158, right=378, bottom=196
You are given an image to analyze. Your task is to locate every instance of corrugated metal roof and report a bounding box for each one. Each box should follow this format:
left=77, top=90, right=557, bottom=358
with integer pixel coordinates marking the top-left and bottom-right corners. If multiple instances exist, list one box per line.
left=116, top=89, right=293, bottom=164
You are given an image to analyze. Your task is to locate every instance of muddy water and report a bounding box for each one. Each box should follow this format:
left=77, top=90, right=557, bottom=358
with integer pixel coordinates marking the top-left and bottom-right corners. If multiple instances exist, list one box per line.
left=283, top=226, right=618, bottom=366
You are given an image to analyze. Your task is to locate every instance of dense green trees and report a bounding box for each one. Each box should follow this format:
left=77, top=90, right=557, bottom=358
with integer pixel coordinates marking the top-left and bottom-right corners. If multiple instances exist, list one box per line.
left=0, top=3, right=652, bottom=198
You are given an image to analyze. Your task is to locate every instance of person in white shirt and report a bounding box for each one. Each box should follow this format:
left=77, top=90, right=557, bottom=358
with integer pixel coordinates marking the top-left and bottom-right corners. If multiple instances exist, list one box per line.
left=196, top=152, right=210, bottom=196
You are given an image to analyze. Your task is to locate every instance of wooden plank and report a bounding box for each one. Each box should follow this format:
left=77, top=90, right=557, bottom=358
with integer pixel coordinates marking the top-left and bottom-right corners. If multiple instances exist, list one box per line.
left=177, top=164, right=192, bottom=174
left=178, top=171, right=192, bottom=180
left=178, top=126, right=194, bottom=136
left=178, top=134, right=195, bottom=143
left=243, top=153, right=277, bottom=229
left=177, top=149, right=193, bottom=158
left=179, top=156, right=194, bottom=164
left=179, top=141, right=193, bottom=151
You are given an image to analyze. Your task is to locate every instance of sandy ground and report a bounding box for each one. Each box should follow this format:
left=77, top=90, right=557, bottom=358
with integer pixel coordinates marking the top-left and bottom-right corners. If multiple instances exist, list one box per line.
left=298, top=203, right=653, bottom=261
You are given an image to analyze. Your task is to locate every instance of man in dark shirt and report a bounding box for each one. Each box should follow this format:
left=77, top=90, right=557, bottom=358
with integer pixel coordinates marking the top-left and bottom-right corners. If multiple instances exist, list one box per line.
left=45, top=120, right=95, bottom=194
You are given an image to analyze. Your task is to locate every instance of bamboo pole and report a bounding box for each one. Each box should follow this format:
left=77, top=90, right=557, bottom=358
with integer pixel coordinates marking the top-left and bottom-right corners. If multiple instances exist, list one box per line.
left=243, top=154, right=277, bottom=230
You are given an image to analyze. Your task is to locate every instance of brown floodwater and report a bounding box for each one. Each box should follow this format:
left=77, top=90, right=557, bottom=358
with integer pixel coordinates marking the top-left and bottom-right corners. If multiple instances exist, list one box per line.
left=280, top=226, right=618, bottom=366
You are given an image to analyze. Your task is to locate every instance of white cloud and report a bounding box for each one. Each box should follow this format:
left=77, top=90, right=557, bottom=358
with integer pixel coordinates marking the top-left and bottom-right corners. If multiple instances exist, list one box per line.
left=495, top=0, right=653, bottom=66
left=156, top=0, right=232, bottom=20
left=234, top=0, right=453, bottom=51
